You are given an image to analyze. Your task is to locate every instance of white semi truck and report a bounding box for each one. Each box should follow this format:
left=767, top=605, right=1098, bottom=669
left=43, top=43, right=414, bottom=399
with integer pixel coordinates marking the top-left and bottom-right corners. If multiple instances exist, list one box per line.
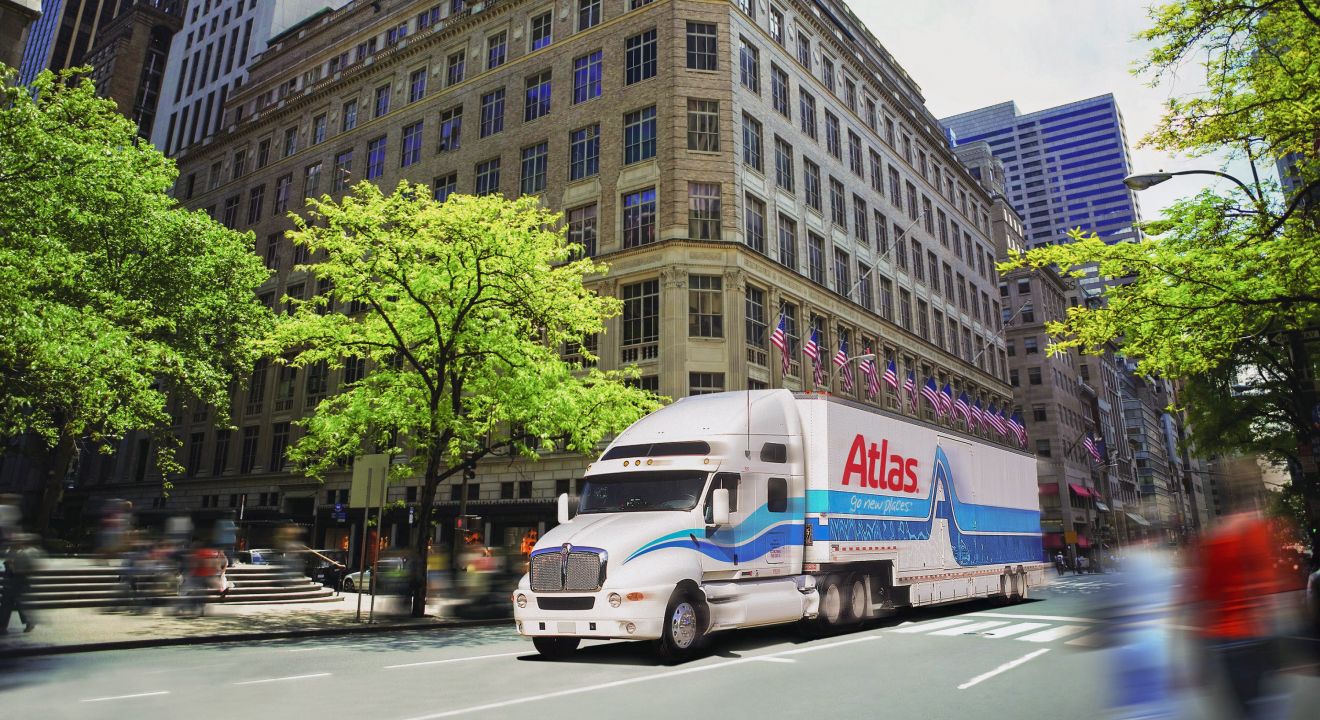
left=512, top=390, right=1046, bottom=661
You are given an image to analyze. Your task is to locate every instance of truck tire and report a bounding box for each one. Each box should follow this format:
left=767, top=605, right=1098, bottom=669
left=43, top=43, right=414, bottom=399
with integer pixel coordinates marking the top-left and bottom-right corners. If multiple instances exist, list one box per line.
left=846, top=575, right=868, bottom=623
left=1015, top=566, right=1030, bottom=602
left=819, top=576, right=844, bottom=626
left=656, top=589, right=706, bottom=664
left=533, top=637, right=581, bottom=659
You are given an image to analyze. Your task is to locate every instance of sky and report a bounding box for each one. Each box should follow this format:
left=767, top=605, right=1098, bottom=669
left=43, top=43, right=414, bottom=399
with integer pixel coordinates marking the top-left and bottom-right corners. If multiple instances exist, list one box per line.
left=853, top=0, right=1261, bottom=219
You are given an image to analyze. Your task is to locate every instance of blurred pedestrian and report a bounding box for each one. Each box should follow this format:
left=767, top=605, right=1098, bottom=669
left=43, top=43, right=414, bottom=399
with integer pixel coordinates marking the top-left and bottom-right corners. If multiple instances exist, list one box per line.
left=1187, top=510, right=1290, bottom=720
left=1078, top=555, right=1091, bottom=574
left=0, top=494, right=21, bottom=546
left=179, top=544, right=226, bottom=616
left=1, top=534, right=44, bottom=633
left=213, top=518, right=237, bottom=565
left=1054, top=551, right=1066, bottom=575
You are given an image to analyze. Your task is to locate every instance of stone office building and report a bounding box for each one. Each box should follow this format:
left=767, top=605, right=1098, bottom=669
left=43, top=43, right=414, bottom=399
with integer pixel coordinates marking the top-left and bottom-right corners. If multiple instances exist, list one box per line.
left=91, top=0, right=1015, bottom=553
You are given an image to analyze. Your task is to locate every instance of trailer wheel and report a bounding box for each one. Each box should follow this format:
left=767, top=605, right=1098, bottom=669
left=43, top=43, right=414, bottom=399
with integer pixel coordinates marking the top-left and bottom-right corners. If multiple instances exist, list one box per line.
left=819, top=576, right=844, bottom=626
left=846, top=575, right=868, bottom=623
left=656, top=589, right=706, bottom=664
left=532, top=637, right=580, bottom=659
left=1015, top=566, right=1030, bottom=602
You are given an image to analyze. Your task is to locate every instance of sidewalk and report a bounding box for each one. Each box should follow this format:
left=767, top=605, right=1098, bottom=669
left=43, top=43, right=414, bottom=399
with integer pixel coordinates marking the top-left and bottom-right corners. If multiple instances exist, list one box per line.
left=0, top=592, right=504, bottom=658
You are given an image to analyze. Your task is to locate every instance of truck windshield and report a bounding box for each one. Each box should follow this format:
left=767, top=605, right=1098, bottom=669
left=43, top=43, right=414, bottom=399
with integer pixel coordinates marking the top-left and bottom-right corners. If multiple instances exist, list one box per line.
left=578, top=471, right=709, bottom=513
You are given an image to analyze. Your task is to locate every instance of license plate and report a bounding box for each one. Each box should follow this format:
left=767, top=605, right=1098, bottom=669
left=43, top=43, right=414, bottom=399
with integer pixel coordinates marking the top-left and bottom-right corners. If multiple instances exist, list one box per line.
left=557, top=622, right=577, bottom=634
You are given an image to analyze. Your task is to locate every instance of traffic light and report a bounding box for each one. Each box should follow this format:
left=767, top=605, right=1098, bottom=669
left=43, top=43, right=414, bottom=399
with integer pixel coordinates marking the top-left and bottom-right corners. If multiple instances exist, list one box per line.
left=463, top=457, right=476, bottom=481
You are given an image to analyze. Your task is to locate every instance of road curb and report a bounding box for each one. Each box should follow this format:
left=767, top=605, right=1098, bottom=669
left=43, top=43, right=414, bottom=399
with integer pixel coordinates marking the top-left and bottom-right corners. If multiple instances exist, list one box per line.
left=0, top=616, right=512, bottom=659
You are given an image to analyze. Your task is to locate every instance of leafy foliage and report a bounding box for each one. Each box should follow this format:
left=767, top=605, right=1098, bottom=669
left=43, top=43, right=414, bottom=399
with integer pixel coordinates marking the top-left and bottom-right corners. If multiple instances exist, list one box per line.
left=267, top=182, right=662, bottom=612
left=0, top=66, right=271, bottom=524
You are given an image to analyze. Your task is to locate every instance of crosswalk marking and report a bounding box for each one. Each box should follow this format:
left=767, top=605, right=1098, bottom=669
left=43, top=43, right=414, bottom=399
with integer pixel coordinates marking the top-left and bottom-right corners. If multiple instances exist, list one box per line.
left=930, top=620, right=1010, bottom=636
left=1016, top=625, right=1090, bottom=643
left=891, top=619, right=975, bottom=634
left=980, top=622, right=1050, bottom=638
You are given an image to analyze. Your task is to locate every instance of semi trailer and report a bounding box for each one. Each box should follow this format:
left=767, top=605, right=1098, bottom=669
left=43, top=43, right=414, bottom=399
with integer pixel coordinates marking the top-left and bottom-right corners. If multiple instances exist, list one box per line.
left=512, top=390, right=1046, bottom=661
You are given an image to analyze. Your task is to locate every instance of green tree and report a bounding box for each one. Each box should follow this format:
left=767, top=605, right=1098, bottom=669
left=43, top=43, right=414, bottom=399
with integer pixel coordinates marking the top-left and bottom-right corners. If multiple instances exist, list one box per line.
left=1000, top=0, right=1320, bottom=546
left=268, top=182, right=661, bottom=616
left=0, top=66, right=272, bottom=531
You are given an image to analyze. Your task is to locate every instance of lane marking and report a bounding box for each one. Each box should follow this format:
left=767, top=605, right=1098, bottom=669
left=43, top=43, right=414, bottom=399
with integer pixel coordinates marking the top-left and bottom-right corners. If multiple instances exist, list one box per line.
left=398, top=635, right=881, bottom=719
left=750, top=656, right=796, bottom=664
left=384, top=651, right=528, bottom=669
left=1016, top=625, right=1090, bottom=643
left=957, top=649, right=1050, bottom=690
left=891, top=619, right=975, bottom=634
left=968, top=612, right=1099, bottom=623
left=930, top=621, right=1010, bottom=636
left=81, top=691, right=171, bottom=703
left=234, top=672, right=332, bottom=686
left=981, top=622, right=1050, bottom=639
left=287, top=647, right=331, bottom=653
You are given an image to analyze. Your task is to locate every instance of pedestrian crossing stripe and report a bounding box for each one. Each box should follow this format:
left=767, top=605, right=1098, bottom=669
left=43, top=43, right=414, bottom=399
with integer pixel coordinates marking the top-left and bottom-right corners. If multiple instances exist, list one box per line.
left=888, top=617, right=1102, bottom=646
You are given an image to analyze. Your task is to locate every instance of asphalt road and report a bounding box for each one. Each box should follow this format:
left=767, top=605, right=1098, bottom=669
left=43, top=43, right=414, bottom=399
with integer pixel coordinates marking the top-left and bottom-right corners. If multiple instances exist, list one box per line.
left=2, top=573, right=1317, bottom=720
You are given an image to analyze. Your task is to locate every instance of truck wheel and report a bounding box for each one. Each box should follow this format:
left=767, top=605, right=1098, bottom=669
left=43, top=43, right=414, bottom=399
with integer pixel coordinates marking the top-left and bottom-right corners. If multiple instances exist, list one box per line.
left=533, top=637, right=581, bottom=659
left=846, top=575, right=868, bottom=623
left=656, top=590, right=706, bottom=664
left=1015, top=567, right=1030, bottom=602
left=819, top=577, right=844, bottom=626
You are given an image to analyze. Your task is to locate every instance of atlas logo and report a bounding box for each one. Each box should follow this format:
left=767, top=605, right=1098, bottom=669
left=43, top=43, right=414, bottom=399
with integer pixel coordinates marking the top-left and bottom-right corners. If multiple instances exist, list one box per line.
left=840, top=434, right=919, bottom=492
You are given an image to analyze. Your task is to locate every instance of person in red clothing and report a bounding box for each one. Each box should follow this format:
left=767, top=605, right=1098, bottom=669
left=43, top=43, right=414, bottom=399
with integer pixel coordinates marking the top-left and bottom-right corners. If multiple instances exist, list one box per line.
left=1187, top=509, right=1290, bottom=719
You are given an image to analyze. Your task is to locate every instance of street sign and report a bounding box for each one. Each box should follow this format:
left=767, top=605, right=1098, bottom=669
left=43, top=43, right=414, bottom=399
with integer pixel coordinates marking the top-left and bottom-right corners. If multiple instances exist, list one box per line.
left=1064, top=530, right=1078, bottom=545
left=349, top=454, right=389, bottom=508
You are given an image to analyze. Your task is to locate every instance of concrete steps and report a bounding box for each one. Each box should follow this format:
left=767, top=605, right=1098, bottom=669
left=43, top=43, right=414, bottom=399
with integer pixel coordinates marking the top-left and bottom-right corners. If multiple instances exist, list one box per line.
left=7, top=562, right=342, bottom=609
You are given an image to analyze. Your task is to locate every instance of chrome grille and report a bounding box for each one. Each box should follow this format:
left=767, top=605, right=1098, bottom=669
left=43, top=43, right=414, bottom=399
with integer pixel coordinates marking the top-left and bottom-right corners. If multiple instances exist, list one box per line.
left=565, top=551, right=603, bottom=591
left=530, top=553, right=563, bottom=592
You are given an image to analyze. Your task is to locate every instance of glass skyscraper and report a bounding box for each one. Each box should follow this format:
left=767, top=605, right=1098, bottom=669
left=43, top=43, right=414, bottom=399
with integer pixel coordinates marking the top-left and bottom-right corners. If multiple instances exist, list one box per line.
left=940, top=94, right=1142, bottom=248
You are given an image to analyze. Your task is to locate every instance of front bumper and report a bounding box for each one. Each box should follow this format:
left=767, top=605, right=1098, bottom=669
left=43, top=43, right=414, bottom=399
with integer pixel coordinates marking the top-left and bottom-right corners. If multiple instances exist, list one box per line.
left=512, top=583, right=676, bottom=641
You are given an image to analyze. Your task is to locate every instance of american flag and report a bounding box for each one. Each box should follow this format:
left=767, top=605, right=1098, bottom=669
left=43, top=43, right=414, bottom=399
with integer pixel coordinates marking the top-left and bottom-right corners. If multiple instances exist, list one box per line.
left=971, top=400, right=985, bottom=430
left=1007, top=412, right=1027, bottom=447
left=903, top=370, right=918, bottom=411
left=883, top=359, right=899, bottom=391
left=1082, top=432, right=1102, bottom=463
left=999, top=409, right=1013, bottom=439
left=921, top=377, right=941, bottom=414
left=803, top=328, right=823, bottom=387
left=770, top=313, right=789, bottom=374
left=986, top=404, right=1006, bottom=435
left=954, top=392, right=971, bottom=425
left=833, top=339, right=854, bottom=392
left=860, top=348, right=880, bottom=399
left=939, top=383, right=955, bottom=417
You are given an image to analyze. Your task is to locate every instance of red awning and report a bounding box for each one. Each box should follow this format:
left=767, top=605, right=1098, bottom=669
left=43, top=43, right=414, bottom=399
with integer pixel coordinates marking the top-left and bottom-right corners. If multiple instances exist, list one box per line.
left=1038, top=483, right=1060, bottom=495
left=1076, top=535, right=1092, bottom=549
left=1068, top=483, right=1092, bottom=497
left=1042, top=534, right=1065, bottom=550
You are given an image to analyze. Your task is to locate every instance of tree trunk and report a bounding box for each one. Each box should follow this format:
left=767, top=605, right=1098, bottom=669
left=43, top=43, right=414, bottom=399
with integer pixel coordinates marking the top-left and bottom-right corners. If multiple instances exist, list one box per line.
left=1286, top=330, right=1320, bottom=553
left=35, top=431, right=77, bottom=536
left=410, top=462, right=442, bottom=617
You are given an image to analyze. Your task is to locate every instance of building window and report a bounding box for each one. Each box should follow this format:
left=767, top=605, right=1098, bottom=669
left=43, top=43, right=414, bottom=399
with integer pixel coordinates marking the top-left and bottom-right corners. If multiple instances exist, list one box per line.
left=624, top=106, right=657, bottom=163
left=777, top=214, right=798, bottom=271
left=857, top=261, right=873, bottom=311
left=312, top=114, right=326, bottom=145
left=799, top=90, right=816, bottom=139
left=487, top=31, right=507, bottom=70
left=283, top=126, right=298, bottom=157
left=825, top=111, right=841, bottom=158
left=409, top=67, right=427, bottom=103
left=848, top=131, right=863, bottom=176
left=911, top=240, right=925, bottom=281
left=1036, top=440, right=1051, bottom=458
left=447, top=50, right=465, bottom=86
left=688, top=182, right=721, bottom=240
left=578, top=0, right=601, bottom=30
left=256, top=140, right=270, bottom=169
left=685, top=22, right=717, bottom=70
left=433, top=172, right=457, bottom=202
left=833, top=247, right=851, bottom=295
left=689, top=372, right=725, bottom=396
left=567, top=204, right=597, bottom=257
left=735, top=0, right=755, bottom=19
left=625, top=29, right=657, bottom=85
left=400, top=121, right=423, bottom=167
left=739, top=37, right=759, bottom=93
left=240, top=426, right=259, bottom=473
left=304, top=162, right=322, bottom=198
left=688, top=275, right=723, bottom=337
left=480, top=89, right=505, bottom=137
left=247, top=185, right=264, bottom=225
left=797, top=31, right=812, bottom=67
left=774, top=137, right=794, bottom=192
left=829, top=177, right=846, bottom=227
left=687, top=99, right=719, bottom=151
left=374, top=84, right=390, bottom=118
left=530, top=12, right=552, bottom=50
left=1025, top=336, right=1039, bottom=355
left=1029, top=367, right=1042, bottom=385
left=771, top=64, right=790, bottom=117
left=879, top=277, right=893, bottom=320
left=273, top=174, right=291, bottom=215
left=221, top=195, right=239, bottom=229
left=622, top=187, right=657, bottom=247
left=746, top=284, right=767, bottom=349
left=807, top=232, right=825, bottom=285
left=875, top=211, right=889, bottom=254
left=622, top=279, right=660, bottom=346
left=475, top=157, right=501, bottom=195
left=366, top=136, right=386, bottom=180
left=820, top=55, right=835, bottom=92
left=232, top=149, right=247, bottom=180
left=212, top=430, right=230, bottom=476
left=524, top=70, right=551, bottom=121
left=573, top=50, right=603, bottom=103
left=304, top=360, right=328, bottom=406
left=269, top=422, right=290, bottom=471
left=438, top=105, right=462, bottom=151
left=569, top=124, right=600, bottom=180
left=899, top=289, right=913, bottom=330
left=742, top=113, right=763, bottom=171
left=769, top=6, right=784, bottom=43
left=852, top=196, right=869, bottom=244
left=520, top=142, right=548, bottom=195
left=744, top=193, right=766, bottom=253
left=804, top=158, right=821, bottom=211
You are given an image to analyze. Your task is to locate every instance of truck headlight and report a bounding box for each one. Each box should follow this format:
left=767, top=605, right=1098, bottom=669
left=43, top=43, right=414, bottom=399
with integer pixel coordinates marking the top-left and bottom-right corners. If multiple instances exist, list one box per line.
left=516, top=593, right=528, bottom=608
left=608, top=592, right=622, bottom=608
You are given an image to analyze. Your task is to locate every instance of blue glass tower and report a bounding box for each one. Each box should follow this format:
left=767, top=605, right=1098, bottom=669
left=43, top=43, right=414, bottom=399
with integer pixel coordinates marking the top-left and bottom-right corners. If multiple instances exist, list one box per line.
left=940, top=95, right=1142, bottom=248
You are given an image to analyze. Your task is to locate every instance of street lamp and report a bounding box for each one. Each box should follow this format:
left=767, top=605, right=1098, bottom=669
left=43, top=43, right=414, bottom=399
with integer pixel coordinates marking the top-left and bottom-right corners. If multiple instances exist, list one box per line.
left=1123, top=169, right=1261, bottom=205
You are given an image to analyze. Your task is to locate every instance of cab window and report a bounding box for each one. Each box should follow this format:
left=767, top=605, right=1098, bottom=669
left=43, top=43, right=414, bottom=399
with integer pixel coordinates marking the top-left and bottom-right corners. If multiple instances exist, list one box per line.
left=767, top=477, right=788, bottom=513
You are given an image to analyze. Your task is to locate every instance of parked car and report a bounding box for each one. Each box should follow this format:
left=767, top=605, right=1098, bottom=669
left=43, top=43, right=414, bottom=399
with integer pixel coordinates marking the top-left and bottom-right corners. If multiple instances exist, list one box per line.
left=342, top=556, right=410, bottom=594
left=235, top=548, right=278, bottom=565
left=304, top=549, right=348, bottom=588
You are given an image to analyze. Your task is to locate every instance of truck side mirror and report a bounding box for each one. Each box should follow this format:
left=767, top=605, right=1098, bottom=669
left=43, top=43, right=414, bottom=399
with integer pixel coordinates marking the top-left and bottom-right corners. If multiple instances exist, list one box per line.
left=557, top=492, right=572, bottom=524
left=711, top=488, right=730, bottom=526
